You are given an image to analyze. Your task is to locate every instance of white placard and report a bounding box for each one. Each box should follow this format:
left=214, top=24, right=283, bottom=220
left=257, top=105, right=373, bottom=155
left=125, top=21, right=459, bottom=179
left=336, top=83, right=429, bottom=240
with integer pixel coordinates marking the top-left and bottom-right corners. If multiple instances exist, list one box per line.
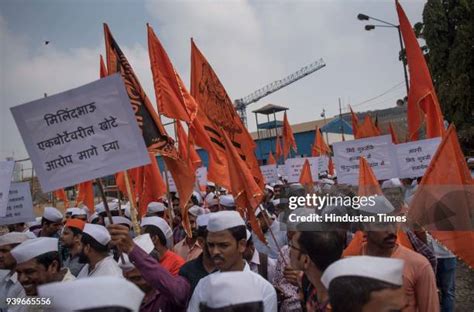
left=163, top=171, right=177, bottom=192
left=0, top=161, right=15, bottom=217
left=0, top=182, right=35, bottom=225
left=277, top=165, right=286, bottom=178
left=260, top=165, right=278, bottom=184
left=196, top=167, right=207, bottom=186
left=333, top=135, right=398, bottom=185
left=11, top=74, right=150, bottom=192
left=284, top=157, right=326, bottom=183
left=396, top=137, right=441, bottom=178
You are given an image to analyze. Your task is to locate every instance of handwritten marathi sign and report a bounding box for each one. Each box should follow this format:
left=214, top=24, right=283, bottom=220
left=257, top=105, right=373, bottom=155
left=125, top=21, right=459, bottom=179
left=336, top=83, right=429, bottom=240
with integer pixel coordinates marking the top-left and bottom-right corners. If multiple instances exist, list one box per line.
left=396, top=137, right=441, bottom=178
left=333, top=135, right=398, bottom=185
left=0, top=161, right=15, bottom=217
left=284, top=157, right=328, bottom=183
left=196, top=167, right=207, bottom=186
left=0, top=182, right=35, bottom=226
left=260, top=165, right=278, bottom=184
left=11, top=74, right=150, bottom=192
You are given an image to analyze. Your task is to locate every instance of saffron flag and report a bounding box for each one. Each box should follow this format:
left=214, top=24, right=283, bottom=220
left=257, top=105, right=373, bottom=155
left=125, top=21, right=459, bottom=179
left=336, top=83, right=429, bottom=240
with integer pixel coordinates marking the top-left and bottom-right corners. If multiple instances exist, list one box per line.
left=389, top=122, right=399, bottom=144
left=349, top=106, right=359, bottom=138
left=267, top=152, right=276, bottom=165
left=147, top=25, right=197, bottom=123
left=358, top=156, right=382, bottom=197
left=409, top=125, right=474, bottom=267
left=356, top=115, right=381, bottom=139
left=396, top=1, right=445, bottom=140
left=221, top=131, right=266, bottom=243
left=76, top=181, right=94, bottom=212
left=311, top=126, right=331, bottom=156
left=104, top=23, right=177, bottom=157
left=190, top=39, right=263, bottom=190
left=282, top=112, right=297, bottom=159
left=139, top=153, right=167, bottom=218
left=275, top=135, right=283, bottom=162
left=176, top=120, right=202, bottom=171
left=54, top=189, right=69, bottom=208
left=328, top=157, right=335, bottom=176
left=299, top=159, right=314, bottom=189
left=100, top=55, right=108, bottom=78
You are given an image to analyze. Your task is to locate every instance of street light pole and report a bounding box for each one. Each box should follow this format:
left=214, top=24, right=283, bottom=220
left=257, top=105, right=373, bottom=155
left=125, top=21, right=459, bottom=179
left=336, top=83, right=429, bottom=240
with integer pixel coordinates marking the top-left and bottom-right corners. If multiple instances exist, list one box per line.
left=358, top=13, right=410, bottom=94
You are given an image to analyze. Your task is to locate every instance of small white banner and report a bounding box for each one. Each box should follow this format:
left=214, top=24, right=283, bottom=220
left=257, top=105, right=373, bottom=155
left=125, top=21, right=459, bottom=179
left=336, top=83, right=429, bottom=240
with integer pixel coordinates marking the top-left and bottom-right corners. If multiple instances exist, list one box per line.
left=284, top=157, right=328, bottom=183
left=0, top=182, right=35, bottom=226
left=396, top=137, right=441, bottom=178
left=0, top=161, right=15, bottom=217
left=260, top=165, right=278, bottom=184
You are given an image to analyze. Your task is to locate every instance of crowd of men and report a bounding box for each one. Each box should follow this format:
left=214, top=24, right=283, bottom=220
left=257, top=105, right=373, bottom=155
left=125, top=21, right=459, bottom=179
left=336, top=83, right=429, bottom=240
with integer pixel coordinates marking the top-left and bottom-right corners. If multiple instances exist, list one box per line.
left=0, top=177, right=460, bottom=311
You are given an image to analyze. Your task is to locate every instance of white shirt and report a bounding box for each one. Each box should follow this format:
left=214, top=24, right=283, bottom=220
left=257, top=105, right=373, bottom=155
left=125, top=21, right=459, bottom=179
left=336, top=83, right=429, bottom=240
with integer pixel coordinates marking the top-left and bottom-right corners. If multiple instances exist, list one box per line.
left=253, top=219, right=287, bottom=259
left=0, top=270, right=27, bottom=312
left=248, top=250, right=277, bottom=283
left=187, top=263, right=277, bottom=312
left=77, top=256, right=123, bottom=278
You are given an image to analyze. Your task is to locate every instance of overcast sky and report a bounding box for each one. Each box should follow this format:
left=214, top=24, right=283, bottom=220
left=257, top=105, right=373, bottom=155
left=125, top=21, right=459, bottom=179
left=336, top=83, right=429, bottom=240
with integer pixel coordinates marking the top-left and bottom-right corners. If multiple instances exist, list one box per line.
left=0, top=0, right=426, bottom=160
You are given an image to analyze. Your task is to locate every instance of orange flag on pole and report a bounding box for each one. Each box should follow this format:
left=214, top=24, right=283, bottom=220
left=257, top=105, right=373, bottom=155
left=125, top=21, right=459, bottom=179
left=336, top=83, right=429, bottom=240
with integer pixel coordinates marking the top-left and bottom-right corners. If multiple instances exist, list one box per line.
left=76, top=181, right=94, bottom=212
left=139, top=153, right=167, bottom=218
left=282, top=112, right=297, bottom=159
left=356, top=115, right=381, bottom=139
left=275, top=135, right=283, bottom=162
left=221, top=131, right=266, bottom=243
left=389, top=122, right=399, bottom=144
left=328, top=157, right=335, bottom=176
left=100, top=54, right=108, bottom=78
left=408, top=125, right=474, bottom=267
left=176, top=120, right=202, bottom=171
left=311, top=126, right=331, bottom=156
left=349, top=106, right=360, bottom=138
left=54, top=189, right=69, bottom=208
left=267, top=152, right=276, bottom=165
left=299, top=159, right=314, bottom=189
left=190, top=39, right=264, bottom=190
left=358, top=156, right=382, bottom=197
left=396, top=1, right=445, bottom=140
left=147, top=25, right=197, bottom=123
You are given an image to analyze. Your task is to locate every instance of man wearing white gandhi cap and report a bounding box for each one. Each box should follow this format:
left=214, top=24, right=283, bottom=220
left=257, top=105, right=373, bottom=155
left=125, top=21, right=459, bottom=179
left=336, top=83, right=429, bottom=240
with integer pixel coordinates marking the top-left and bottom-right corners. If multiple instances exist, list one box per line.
left=187, top=211, right=277, bottom=312
left=38, top=276, right=144, bottom=312
left=197, top=271, right=265, bottom=312
left=77, top=224, right=123, bottom=278
left=36, top=207, right=63, bottom=238
left=146, top=201, right=166, bottom=218
left=321, top=256, right=407, bottom=312
left=11, top=237, right=75, bottom=296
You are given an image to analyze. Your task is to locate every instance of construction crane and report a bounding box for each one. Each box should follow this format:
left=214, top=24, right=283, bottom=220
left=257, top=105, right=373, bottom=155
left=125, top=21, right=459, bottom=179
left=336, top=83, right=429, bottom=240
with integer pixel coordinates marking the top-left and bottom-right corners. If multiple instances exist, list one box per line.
left=234, top=58, right=326, bottom=126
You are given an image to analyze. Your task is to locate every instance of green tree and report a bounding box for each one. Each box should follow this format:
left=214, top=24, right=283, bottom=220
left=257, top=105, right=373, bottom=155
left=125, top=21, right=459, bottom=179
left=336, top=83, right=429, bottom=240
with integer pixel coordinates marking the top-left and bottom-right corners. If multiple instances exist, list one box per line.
left=418, top=0, right=474, bottom=153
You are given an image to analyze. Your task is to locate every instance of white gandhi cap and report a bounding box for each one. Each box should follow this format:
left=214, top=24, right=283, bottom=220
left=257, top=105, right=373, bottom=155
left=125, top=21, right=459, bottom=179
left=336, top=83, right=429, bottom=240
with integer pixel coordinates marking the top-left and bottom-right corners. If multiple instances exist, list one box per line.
left=198, top=271, right=264, bottom=308
left=43, top=207, right=63, bottom=222
left=219, top=195, right=235, bottom=207
left=10, top=237, right=58, bottom=264
left=207, top=211, right=245, bottom=232
left=0, top=232, right=32, bottom=247
left=37, top=276, right=144, bottom=311
left=83, top=223, right=111, bottom=246
left=141, top=216, right=173, bottom=248
left=321, top=256, right=404, bottom=288
left=147, top=201, right=166, bottom=213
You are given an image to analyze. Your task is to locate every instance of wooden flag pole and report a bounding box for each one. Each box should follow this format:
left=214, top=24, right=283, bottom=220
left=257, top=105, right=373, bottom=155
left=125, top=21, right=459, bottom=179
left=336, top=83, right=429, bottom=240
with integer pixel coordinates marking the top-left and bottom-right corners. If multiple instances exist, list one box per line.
left=162, top=164, right=175, bottom=229
left=123, top=171, right=141, bottom=235
left=261, top=210, right=288, bottom=266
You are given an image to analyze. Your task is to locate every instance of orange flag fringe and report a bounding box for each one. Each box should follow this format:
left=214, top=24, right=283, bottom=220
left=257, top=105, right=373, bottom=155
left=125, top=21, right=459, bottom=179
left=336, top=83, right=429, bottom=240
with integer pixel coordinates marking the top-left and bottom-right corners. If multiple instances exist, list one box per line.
left=221, top=131, right=266, bottom=243
left=358, top=156, right=382, bottom=197
left=275, top=135, right=283, bottom=162
left=311, top=126, right=330, bottom=156
left=147, top=25, right=197, bottom=123
left=356, top=115, right=381, bottom=139
left=100, top=54, right=108, bottom=78
left=409, top=125, right=474, bottom=267
left=299, top=159, right=314, bottom=189
left=54, top=189, right=69, bottom=208
left=267, top=152, right=276, bottom=165
left=396, top=1, right=445, bottom=140
left=176, top=120, right=202, bottom=171
left=190, top=39, right=264, bottom=190
left=282, top=112, right=297, bottom=159
left=76, top=181, right=94, bottom=212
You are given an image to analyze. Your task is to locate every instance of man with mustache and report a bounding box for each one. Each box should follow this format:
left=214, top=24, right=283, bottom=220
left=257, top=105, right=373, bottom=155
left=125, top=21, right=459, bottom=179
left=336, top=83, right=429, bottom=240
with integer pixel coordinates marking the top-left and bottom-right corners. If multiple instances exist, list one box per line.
left=60, top=219, right=86, bottom=277
left=343, top=195, right=439, bottom=312
left=187, top=211, right=277, bottom=312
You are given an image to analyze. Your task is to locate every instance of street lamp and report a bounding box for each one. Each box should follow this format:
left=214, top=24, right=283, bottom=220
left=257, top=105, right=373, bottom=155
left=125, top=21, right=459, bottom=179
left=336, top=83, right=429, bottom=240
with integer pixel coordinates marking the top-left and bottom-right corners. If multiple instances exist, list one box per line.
left=357, top=13, right=409, bottom=94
